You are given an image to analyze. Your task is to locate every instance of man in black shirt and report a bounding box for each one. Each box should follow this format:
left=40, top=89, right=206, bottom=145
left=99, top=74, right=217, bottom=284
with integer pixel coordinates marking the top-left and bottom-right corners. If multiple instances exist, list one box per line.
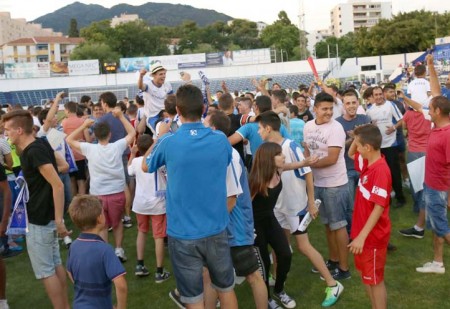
left=3, top=110, right=70, bottom=309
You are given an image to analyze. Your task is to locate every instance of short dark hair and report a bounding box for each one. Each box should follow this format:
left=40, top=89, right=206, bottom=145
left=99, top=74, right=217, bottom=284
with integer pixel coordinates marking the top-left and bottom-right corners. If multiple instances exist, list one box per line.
left=314, top=92, right=334, bottom=106
left=64, top=101, right=78, bottom=113
left=94, top=122, right=111, bottom=141
left=208, top=110, right=231, bottom=136
left=218, top=93, right=234, bottom=111
left=69, top=195, right=102, bottom=231
left=176, top=84, right=203, bottom=121
left=245, top=92, right=255, bottom=99
left=80, top=95, right=91, bottom=104
left=135, top=94, right=144, bottom=106
left=255, top=95, right=272, bottom=113
left=414, top=64, right=426, bottom=77
left=255, top=111, right=281, bottom=132
left=99, top=92, right=117, bottom=108
left=32, top=106, right=42, bottom=117
left=239, top=97, right=253, bottom=109
left=354, top=124, right=382, bottom=150
left=430, top=96, right=450, bottom=116
left=292, top=92, right=300, bottom=100
left=271, top=89, right=286, bottom=103
left=38, top=108, right=50, bottom=125
left=343, top=89, right=358, bottom=98
left=127, top=103, right=138, bottom=115
left=289, top=105, right=299, bottom=115
left=137, top=134, right=153, bottom=154
left=383, top=83, right=396, bottom=92
left=362, top=87, right=374, bottom=99
left=2, top=110, right=33, bottom=134
left=117, top=101, right=127, bottom=113
left=164, top=94, right=177, bottom=115
left=329, top=84, right=339, bottom=93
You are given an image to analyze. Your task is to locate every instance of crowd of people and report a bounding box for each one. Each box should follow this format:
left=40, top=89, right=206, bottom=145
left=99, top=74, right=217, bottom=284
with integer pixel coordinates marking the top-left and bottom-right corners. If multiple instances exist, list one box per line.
left=0, top=53, right=448, bottom=309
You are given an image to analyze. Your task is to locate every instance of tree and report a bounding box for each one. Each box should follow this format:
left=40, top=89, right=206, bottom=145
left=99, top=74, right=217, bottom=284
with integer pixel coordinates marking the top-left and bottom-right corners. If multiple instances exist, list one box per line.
left=260, top=11, right=306, bottom=61
left=315, top=33, right=356, bottom=62
left=228, top=19, right=261, bottom=50
left=71, top=43, right=120, bottom=72
left=68, top=18, right=79, bottom=37
left=80, top=20, right=114, bottom=44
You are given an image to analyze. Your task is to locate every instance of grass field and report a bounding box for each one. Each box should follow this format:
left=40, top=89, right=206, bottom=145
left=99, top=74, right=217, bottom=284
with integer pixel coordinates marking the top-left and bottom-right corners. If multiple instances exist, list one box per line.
left=4, top=191, right=450, bottom=309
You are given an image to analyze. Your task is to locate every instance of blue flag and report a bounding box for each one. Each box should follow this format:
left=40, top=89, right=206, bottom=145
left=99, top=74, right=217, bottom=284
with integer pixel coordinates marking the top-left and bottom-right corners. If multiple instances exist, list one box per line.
left=6, top=172, right=29, bottom=235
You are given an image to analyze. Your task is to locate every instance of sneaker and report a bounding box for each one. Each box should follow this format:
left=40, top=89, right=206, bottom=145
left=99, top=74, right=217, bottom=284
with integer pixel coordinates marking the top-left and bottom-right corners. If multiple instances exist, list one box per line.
left=416, top=262, right=445, bottom=274
left=122, top=217, right=133, bottom=228
left=269, top=274, right=276, bottom=287
left=268, top=298, right=282, bottom=309
left=155, top=269, right=171, bottom=283
left=135, top=265, right=150, bottom=277
left=321, top=281, right=344, bottom=307
left=399, top=227, right=425, bottom=239
left=312, top=260, right=338, bottom=274
left=322, top=268, right=351, bottom=281
left=1, top=248, right=22, bottom=259
left=115, top=248, right=127, bottom=263
left=63, top=236, right=73, bottom=249
left=169, top=290, right=186, bottom=309
left=273, top=291, right=296, bottom=309
left=0, top=299, right=9, bottom=309
left=108, top=226, right=113, bottom=232
left=387, top=243, right=397, bottom=252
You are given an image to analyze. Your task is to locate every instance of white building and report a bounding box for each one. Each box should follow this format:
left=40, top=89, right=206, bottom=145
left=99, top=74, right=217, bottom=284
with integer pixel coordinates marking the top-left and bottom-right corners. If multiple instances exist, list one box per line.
left=111, top=13, right=140, bottom=28
left=256, top=21, right=268, bottom=36
left=330, top=0, right=392, bottom=37
left=0, top=12, right=62, bottom=46
left=0, top=36, right=84, bottom=64
left=306, top=29, right=332, bottom=57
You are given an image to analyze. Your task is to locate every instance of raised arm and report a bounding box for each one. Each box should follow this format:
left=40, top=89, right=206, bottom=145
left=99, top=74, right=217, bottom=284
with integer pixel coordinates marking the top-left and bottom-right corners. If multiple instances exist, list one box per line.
left=138, top=69, right=147, bottom=91
left=397, top=90, right=423, bottom=112
left=112, top=107, right=136, bottom=145
left=426, top=54, right=441, bottom=97
left=66, top=118, right=95, bottom=154
left=42, top=91, right=64, bottom=133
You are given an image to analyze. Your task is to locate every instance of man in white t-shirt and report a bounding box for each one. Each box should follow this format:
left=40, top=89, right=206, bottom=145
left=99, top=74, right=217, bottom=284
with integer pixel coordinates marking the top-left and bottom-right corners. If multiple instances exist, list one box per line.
left=366, top=86, right=406, bottom=208
left=407, top=64, right=431, bottom=108
left=303, top=92, right=351, bottom=281
left=138, top=62, right=173, bottom=132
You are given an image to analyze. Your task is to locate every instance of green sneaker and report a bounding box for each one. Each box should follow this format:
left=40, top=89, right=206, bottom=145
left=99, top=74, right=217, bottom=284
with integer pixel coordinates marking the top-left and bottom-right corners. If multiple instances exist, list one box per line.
left=321, top=281, right=343, bottom=307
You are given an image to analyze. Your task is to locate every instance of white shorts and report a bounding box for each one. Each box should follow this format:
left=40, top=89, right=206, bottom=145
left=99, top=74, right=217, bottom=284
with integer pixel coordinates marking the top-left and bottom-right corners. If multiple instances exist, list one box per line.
left=274, top=209, right=303, bottom=234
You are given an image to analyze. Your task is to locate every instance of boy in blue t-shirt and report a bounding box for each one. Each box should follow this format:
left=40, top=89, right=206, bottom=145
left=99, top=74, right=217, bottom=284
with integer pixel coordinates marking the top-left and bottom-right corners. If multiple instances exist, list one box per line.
left=67, top=195, right=127, bottom=309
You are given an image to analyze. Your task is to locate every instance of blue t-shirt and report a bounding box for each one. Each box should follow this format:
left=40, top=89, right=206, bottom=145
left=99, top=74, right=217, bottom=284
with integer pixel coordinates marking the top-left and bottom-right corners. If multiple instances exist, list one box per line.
left=97, top=112, right=130, bottom=155
left=289, top=118, right=305, bottom=150
left=147, top=122, right=232, bottom=240
left=237, top=123, right=290, bottom=155
left=227, top=157, right=254, bottom=247
left=67, top=233, right=126, bottom=309
left=441, top=87, right=450, bottom=99
left=335, top=114, right=371, bottom=172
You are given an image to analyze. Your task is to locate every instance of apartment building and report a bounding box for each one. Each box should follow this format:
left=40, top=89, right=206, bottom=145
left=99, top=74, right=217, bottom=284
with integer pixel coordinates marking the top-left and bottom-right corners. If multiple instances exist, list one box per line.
left=330, top=0, right=392, bottom=37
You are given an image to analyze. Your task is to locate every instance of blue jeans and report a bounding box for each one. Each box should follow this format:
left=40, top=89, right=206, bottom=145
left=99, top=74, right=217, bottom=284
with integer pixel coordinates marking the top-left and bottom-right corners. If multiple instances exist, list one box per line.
left=346, top=170, right=360, bottom=233
left=315, top=184, right=349, bottom=231
left=424, top=184, right=450, bottom=237
left=59, top=173, right=71, bottom=213
left=168, top=230, right=235, bottom=304
left=407, top=152, right=425, bottom=213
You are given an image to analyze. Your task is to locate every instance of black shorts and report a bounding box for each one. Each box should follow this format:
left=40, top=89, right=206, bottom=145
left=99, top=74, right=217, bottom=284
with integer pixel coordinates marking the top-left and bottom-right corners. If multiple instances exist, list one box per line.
left=230, top=245, right=260, bottom=277
left=69, top=160, right=87, bottom=180
left=292, top=214, right=308, bottom=236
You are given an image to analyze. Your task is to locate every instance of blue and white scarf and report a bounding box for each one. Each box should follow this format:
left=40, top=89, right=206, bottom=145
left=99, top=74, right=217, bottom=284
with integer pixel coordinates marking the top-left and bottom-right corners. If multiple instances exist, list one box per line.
left=6, top=172, right=29, bottom=235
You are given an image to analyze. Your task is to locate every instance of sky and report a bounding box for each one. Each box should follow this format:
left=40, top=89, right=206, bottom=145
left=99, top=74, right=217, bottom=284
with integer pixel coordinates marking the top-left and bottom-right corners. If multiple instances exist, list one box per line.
left=0, top=0, right=447, bottom=32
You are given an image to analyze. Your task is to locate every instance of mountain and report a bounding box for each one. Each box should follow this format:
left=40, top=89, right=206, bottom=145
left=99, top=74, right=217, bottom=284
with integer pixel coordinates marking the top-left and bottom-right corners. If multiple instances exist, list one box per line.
left=32, top=1, right=233, bottom=34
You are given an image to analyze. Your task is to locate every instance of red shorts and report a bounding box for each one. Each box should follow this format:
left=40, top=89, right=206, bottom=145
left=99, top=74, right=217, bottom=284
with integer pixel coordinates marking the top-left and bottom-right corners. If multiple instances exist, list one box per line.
left=98, top=192, right=125, bottom=229
left=136, top=213, right=167, bottom=238
left=354, top=247, right=387, bottom=285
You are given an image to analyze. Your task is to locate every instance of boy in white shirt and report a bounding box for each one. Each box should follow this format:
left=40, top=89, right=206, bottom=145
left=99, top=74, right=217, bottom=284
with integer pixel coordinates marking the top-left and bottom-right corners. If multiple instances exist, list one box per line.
left=407, top=64, right=431, bottom=108
left=128, top=135, right=170, bottom=283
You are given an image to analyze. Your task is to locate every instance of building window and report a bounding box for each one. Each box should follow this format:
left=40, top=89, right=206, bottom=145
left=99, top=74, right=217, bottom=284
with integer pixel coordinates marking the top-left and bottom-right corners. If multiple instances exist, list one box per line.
left=361, top=65, right=376, bottom=71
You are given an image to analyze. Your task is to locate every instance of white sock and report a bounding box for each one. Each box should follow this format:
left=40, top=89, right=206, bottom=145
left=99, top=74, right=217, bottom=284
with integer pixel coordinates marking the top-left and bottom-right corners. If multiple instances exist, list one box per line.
left=432, top=261, right=444, bottom=267
left=414, top=225, right=424, bottom=232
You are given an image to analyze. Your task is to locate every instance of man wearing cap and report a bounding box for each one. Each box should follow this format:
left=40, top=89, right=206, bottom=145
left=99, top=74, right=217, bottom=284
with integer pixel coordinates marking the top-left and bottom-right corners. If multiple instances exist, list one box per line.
left=138, top=63, right=173, bottom=133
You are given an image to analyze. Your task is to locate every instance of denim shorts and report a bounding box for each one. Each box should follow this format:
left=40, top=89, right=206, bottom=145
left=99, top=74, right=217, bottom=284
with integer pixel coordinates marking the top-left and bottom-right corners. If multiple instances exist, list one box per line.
left=168, top=230, right=235, bottom=304
left=315, top=184, right=349, bottom=231
left=26, top=221, right=62, bottom=279
left=424, top=184, right=450, bottom=237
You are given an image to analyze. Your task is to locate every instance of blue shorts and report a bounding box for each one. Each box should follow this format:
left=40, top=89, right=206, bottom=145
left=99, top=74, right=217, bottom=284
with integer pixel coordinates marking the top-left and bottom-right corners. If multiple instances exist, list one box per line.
left=168, top=230, right=235, bottom=304
left=315, top=184, right=349, bottom=231
left=424, top=184, right=450, bottom=237
left=26, top=221, right=62, bottom=279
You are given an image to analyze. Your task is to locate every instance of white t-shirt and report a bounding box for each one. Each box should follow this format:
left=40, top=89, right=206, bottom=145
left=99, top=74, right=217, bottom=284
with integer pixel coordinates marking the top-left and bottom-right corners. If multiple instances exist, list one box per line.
left=128, top=156, right=166, bottom=215
left=0, top=138, right=11, bottom=166
left=332, top=98, right=344, bottom=119
left=143, top=80, right=173, bottom=118
left=226, top=149, right=243, bottom=198
left=275, top=139, right=311, bottom=215
left=366, top=101, right=403, bottom=148
left=303, top=119, right=348, bottom=187
left=407, top=78, right=431, bottom=107
left=80, top=138, right=128, bottom=196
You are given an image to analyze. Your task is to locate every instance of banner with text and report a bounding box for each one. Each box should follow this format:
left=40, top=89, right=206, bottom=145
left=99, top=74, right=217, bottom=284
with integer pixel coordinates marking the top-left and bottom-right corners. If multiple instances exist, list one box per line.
left=119, top=57, right=149, bottom=72
left=68, top=60, right=99, bottom=76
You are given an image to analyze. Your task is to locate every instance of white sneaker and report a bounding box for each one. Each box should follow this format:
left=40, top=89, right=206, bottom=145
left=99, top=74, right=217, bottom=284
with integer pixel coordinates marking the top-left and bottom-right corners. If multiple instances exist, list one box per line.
left=0, top=299, right=9, bottom=309
left=416, top=262, right=445, bottom=274
left=115, top=248, right=127, bottom=263
left=63, top=236, right=72, bottom=249
left=273, top=291, right=296, bottom=308
left=269, top=274, right=276, bottom=287
left=268, top=298, right=282, bottom=309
